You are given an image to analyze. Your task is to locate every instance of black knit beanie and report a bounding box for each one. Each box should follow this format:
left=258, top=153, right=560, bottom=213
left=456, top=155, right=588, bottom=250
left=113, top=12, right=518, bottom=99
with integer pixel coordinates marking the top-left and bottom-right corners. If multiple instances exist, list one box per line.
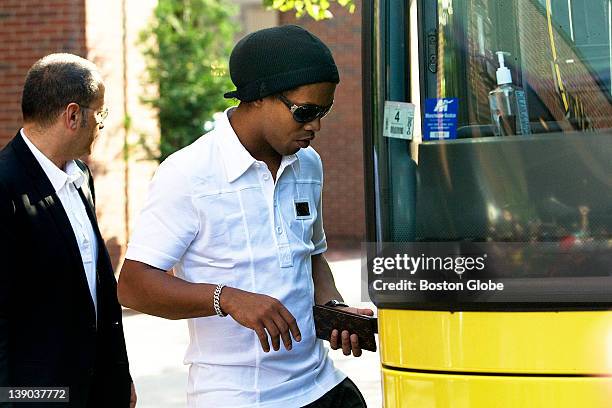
left=224, top=25, right=339, bottom=102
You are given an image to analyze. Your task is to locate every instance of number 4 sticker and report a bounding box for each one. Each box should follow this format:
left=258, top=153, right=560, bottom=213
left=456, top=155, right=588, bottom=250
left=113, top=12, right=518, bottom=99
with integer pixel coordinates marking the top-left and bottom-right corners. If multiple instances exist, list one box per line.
left=383, top=101, right=415, bottom=140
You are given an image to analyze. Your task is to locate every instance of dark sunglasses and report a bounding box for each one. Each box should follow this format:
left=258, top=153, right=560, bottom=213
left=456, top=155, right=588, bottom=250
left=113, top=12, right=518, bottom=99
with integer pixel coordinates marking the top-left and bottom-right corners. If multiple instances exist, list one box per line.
left=277, top=94, right=334, bottom=123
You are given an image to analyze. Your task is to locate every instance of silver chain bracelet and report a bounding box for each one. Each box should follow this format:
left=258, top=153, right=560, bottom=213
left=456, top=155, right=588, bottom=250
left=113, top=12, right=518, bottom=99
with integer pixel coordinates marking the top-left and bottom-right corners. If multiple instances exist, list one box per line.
left=213, top=283, right=227, bottom=317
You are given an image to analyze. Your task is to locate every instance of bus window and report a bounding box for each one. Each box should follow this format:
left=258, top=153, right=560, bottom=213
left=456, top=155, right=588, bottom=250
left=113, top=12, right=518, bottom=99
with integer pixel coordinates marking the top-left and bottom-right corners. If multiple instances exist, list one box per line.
left=433, top=0, right=612, bottom=135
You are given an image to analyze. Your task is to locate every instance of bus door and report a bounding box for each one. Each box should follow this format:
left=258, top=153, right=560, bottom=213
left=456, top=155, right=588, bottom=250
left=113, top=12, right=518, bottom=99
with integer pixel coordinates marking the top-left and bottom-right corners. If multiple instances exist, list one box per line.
left=363, top=1, right=612, bottom=406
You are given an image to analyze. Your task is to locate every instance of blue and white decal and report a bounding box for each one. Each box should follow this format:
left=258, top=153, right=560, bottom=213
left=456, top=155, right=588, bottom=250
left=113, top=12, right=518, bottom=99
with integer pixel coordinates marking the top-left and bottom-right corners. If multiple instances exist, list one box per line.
left=423, top=98, right=458, bottom=140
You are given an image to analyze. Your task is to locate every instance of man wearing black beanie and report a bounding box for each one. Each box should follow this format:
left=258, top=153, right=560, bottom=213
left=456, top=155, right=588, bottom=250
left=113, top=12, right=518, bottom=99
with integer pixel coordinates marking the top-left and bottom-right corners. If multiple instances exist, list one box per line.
left=119, top=25, right=372, bottom=407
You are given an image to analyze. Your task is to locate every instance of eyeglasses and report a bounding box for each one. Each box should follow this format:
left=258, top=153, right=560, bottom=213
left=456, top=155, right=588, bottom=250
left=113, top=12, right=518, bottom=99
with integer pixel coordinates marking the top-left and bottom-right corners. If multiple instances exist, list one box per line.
left=277, top=94, right=333, bottom=123
left=79, top=105, right=109, bottom=125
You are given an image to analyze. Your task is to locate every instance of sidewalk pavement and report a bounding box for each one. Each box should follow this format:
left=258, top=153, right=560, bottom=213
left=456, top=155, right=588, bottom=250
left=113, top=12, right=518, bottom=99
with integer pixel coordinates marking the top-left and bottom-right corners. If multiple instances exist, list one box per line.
left=122, top=250, right=382, bottom=407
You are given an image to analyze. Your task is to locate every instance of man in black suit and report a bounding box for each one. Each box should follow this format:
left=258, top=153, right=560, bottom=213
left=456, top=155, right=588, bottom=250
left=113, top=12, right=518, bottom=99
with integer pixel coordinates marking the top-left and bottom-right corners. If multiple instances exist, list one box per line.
left=0, top=54, right=136, bottom=407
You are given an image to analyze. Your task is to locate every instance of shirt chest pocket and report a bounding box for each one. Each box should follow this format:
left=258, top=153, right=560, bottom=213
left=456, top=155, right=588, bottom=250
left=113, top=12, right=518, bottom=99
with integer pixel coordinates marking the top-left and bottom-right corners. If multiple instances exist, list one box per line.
left=193, top=192, right=242, bottom=268
left=286, top=182, right=320, bottom=243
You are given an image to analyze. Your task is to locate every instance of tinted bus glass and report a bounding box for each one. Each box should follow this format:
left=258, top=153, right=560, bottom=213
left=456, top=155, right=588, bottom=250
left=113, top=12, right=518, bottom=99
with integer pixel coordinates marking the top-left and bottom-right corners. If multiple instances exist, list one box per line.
left=433, top=0, right=612, bottom=134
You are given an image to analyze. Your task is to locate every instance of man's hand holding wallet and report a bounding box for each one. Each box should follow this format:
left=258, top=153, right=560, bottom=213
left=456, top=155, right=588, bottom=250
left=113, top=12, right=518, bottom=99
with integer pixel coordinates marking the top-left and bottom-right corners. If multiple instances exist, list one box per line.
left=314, top=300, right=377, bottom=357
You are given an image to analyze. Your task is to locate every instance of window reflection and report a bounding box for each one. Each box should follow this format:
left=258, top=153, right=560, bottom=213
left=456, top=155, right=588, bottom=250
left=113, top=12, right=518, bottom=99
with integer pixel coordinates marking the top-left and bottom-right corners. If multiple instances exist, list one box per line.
left=437, top=0, right=612, bottom=134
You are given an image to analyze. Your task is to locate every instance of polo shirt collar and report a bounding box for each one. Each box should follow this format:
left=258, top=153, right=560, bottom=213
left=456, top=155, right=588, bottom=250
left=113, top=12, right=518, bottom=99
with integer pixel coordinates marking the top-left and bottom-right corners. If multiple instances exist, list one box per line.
left=216, top=108, right=301, bottom=183
left=280, top=153, right=299, bottom=178
left=20, top=129, right=85, bottom=192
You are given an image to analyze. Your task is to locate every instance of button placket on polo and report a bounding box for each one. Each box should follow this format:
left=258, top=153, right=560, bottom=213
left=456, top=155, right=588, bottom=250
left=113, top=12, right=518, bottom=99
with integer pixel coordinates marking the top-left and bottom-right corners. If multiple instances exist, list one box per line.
left=257, top=163, right=275, bottom=214
left=274, top=164, right=295, bottom=268
left=258, top=159, right=295, bottom=269
left=272, top=190, right=293, bottom=267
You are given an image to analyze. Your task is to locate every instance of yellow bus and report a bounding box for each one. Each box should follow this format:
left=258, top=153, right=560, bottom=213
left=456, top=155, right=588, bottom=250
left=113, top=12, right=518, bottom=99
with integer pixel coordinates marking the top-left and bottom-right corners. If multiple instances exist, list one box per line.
left=362, top=1, right=612, bottom=406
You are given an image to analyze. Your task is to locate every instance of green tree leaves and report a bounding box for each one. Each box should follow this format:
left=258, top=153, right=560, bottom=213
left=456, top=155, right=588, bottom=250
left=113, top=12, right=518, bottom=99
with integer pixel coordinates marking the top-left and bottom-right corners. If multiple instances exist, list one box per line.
left=263, top=0, right=355, bottom=20
left=140, top=0, right=238, bottom=161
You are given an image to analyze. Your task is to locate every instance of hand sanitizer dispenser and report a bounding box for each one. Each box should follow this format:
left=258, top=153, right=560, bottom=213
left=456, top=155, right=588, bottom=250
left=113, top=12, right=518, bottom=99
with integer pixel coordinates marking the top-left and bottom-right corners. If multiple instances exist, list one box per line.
left=488, top=52, right=531, bottom=136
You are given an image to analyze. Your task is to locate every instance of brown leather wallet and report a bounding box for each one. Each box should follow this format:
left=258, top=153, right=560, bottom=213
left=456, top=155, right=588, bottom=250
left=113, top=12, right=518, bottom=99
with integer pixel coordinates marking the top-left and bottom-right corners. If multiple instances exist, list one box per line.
left=313, top=305, right=378, bottom=352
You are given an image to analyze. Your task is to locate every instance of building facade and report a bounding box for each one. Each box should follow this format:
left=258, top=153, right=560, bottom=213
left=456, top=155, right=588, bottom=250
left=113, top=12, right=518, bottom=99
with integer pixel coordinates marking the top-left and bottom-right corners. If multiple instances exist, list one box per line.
left=0, top=0, right=365, bottom=268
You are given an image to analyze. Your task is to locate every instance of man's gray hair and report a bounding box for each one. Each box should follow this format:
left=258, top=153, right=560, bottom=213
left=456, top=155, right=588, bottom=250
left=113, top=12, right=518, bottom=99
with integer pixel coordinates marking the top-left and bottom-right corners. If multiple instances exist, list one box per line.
left=21, top=53, right=103, bottom=126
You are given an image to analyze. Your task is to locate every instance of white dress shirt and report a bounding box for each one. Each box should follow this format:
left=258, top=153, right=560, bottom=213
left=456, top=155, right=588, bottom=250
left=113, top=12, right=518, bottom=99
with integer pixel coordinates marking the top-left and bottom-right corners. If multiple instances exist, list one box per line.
left=21, top=129, right=98, bottom=315
left=126, top=108, right=345, bottom=407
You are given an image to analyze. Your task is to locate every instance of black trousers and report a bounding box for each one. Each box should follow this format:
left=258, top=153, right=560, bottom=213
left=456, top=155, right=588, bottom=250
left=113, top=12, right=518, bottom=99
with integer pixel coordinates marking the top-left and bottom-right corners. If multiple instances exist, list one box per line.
left=302, top=377, right=367, bottom=408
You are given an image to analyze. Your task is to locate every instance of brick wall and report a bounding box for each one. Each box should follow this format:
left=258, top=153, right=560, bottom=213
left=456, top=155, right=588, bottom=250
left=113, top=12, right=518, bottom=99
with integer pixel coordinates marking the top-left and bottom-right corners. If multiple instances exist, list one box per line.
left=0, top=0, right=158, bottom=271
left=279, top=1, right=365, bottom=244
left=0, top=0, right=86, bottom=146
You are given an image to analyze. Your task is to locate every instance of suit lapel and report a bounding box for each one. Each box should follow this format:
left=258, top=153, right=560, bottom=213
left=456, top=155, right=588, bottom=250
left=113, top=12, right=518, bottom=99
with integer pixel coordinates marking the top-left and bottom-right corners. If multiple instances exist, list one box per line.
left=76, top=162, right=120, bottom=329
left=9, top=133, right=97, bottom=321
left=76, top=168, right=96, bottom=220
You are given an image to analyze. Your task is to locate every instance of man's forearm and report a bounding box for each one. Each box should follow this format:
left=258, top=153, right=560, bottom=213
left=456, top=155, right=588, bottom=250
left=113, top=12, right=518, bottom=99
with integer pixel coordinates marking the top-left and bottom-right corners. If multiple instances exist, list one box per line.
left=118, top=260, right=302, bottom=353
left=311, top=254, right=343, bottom=305
left=118, top=260, right=220, bottom=320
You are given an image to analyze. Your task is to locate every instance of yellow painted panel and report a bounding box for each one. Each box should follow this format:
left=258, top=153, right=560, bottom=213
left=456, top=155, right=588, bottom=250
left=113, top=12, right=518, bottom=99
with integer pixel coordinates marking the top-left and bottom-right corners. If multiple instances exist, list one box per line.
left=379, top=309, right=612, bottom=374
left=382, top=368, right=612, bottom=408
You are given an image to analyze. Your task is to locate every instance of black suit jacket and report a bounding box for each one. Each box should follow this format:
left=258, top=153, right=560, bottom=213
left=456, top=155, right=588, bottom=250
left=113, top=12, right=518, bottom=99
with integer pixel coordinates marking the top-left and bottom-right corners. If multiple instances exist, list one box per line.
left=0, top=133, right=131, bottom=407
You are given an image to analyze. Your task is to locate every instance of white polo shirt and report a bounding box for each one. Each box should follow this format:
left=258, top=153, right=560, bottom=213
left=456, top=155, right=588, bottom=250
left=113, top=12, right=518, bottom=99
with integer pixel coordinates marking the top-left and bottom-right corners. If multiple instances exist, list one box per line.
left=125, top=108, right=345, bottom=408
